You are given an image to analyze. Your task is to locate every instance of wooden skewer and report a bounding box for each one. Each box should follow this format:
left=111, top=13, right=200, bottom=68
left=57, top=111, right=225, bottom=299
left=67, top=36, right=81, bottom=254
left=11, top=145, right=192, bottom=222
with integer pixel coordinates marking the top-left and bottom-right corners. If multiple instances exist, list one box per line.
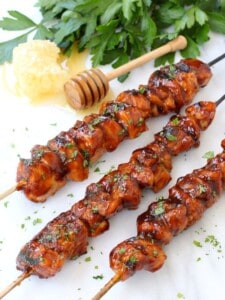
left=0, top=185, right=17, bottom=201
left=91, top=273, right=121, bottom=300
left=0, top=270, right=32, bottom=299
left=64, top=35, right=187, bottom=110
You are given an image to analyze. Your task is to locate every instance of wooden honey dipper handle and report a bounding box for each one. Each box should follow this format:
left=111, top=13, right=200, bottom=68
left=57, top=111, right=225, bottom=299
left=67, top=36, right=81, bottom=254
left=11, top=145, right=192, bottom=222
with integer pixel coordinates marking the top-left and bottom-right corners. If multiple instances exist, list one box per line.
left=106, top=35, right=187, bottom=81
left=64, top=35, right=187, bottom=110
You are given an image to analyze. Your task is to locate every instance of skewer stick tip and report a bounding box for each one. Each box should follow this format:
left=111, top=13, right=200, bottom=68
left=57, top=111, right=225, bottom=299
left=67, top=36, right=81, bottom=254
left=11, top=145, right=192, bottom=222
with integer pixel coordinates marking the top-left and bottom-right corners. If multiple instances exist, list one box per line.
left=216, top=94, right=225, bottom=107
left=0, top=185, right=17, bottom=201
left=0, top=270, right=32, bottom=299
left=91, top=273, right=121, bottom=300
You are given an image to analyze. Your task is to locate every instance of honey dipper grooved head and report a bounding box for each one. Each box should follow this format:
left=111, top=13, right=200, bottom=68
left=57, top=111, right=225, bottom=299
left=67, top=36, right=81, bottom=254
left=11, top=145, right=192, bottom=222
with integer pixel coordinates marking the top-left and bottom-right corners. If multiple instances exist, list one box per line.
left=64, top=68, right=109, bottom=110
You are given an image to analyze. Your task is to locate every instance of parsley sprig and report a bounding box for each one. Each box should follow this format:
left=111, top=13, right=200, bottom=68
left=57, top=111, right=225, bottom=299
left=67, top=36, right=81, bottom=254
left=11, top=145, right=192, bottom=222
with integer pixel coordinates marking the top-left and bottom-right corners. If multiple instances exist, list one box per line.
left=0, top=0, right=225, bottom=81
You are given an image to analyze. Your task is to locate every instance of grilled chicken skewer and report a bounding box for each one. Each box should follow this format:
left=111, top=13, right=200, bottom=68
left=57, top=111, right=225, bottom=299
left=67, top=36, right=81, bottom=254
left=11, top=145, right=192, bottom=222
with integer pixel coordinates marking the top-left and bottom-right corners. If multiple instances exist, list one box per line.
left=0, top=94, right=223, bottom=299
left=92, top=126, right=225, bottom=300
left=0, top=58, right=213, bottom=203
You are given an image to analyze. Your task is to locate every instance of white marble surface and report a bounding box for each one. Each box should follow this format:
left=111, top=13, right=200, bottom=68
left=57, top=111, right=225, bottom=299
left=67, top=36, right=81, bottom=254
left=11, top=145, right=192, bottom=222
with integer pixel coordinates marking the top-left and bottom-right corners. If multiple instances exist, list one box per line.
left=0, top=2, right=225, bottom=300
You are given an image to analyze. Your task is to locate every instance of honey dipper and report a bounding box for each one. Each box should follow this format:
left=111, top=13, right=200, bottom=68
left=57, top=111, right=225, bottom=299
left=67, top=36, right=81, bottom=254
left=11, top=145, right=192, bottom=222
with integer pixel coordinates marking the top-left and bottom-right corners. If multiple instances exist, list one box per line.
left=64, top=35, right=187, bottom=110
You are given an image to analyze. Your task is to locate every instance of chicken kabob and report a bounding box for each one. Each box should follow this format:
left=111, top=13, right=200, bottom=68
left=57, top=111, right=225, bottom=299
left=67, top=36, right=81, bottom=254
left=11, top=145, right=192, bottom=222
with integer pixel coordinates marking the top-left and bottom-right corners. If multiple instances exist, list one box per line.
left=0, top=92, right=224, bottom=299
left=0, top=56, right=216, bottom=203
left=91, top=107, right=225, bottom=300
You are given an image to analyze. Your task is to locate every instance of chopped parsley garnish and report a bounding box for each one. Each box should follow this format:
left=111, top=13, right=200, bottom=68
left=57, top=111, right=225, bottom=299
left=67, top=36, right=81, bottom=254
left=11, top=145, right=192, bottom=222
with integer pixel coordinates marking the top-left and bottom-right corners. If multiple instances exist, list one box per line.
left=67, top=193, right=74, bottom=198
left=118, top=247, right=126, bottom=255
left=139, top=86, right=146, bottom=94
left=153, top=201, right=165, bottom=216
left=128, top=256, right=138, bottom=265
left=3, top=201, right=9, bottom=208
left=92, top=274, right=104, bottom=280
left=202, top=150, right=214, bottom=159
left=193, top=240, right=203, bottom=248
left=32, top=218, right=42, bottom=225
left=85, top=256, right=91, bottom=262
left=198, top=184, right=207, bottom=194
left=137, top=117, right=144, bottom=126
left=205, top=235, right=222, bottom=252
left=83, top=159, right=89, bottom=168
left=171, top=117, right=179, bottom=126
left=65, top=143, right=74, bottom=148
left=167, top=64, right=176, bottom=78
left=166, top=133, right=177, bottom=141
left=177, top=292, right=185, bottom=299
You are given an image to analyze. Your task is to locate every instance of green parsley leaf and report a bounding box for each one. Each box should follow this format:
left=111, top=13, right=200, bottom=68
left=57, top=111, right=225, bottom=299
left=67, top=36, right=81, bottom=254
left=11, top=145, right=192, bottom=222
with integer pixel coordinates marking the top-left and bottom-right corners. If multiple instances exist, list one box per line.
left=181, top=36, right=200, bottom=58
left=208, top=12, right=225, bottom=34
left=37, top=0, right=62, bottom=10
left=33, top=24, right=54, bottom=40
left=195, top=7, right=208, bottom=26
left=0, top=10, right=36, bottom=31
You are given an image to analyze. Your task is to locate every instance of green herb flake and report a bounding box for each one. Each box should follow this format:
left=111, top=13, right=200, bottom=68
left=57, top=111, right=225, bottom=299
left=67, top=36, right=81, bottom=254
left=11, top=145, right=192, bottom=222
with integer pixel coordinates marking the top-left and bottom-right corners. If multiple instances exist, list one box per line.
left=94, top=167, right=100, bottom=172
left=118, top=247, right=126, bottom=255
left=138, top=86, right=146, bottom=94
left=92, top=274, right=104, bottom=280
left=168, top=64, right=176, bottom=78
left=205, top=235, right=222, bottom=250
left=83, top=159, right=89, bottom=168
left=137, top=117, right=144, bottom=127
left=91, top=207, right=99, bottom=214
left=4, top=201, right=9, bottom=208
left=65, top=143, right=74, bottom=148
left=202, top=151, right=214, bottom=159
left=67, top=193, right=74, bottom=198
left=198, top=184, right=207, bottom=194
left=171, top=117, right=179, bottom=126
left=128, top=256, right=138, bottom=264
left=193, top=240, right=203, bottom=248
left=153, top=201, right=165, bottom=216
left=33, top=218, right=42, bottom=226
left=85, top=256, right=91, bottom=262
left=166, top=133, right=177, bottom=141
left=177, top=292, right=185, bottom=299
